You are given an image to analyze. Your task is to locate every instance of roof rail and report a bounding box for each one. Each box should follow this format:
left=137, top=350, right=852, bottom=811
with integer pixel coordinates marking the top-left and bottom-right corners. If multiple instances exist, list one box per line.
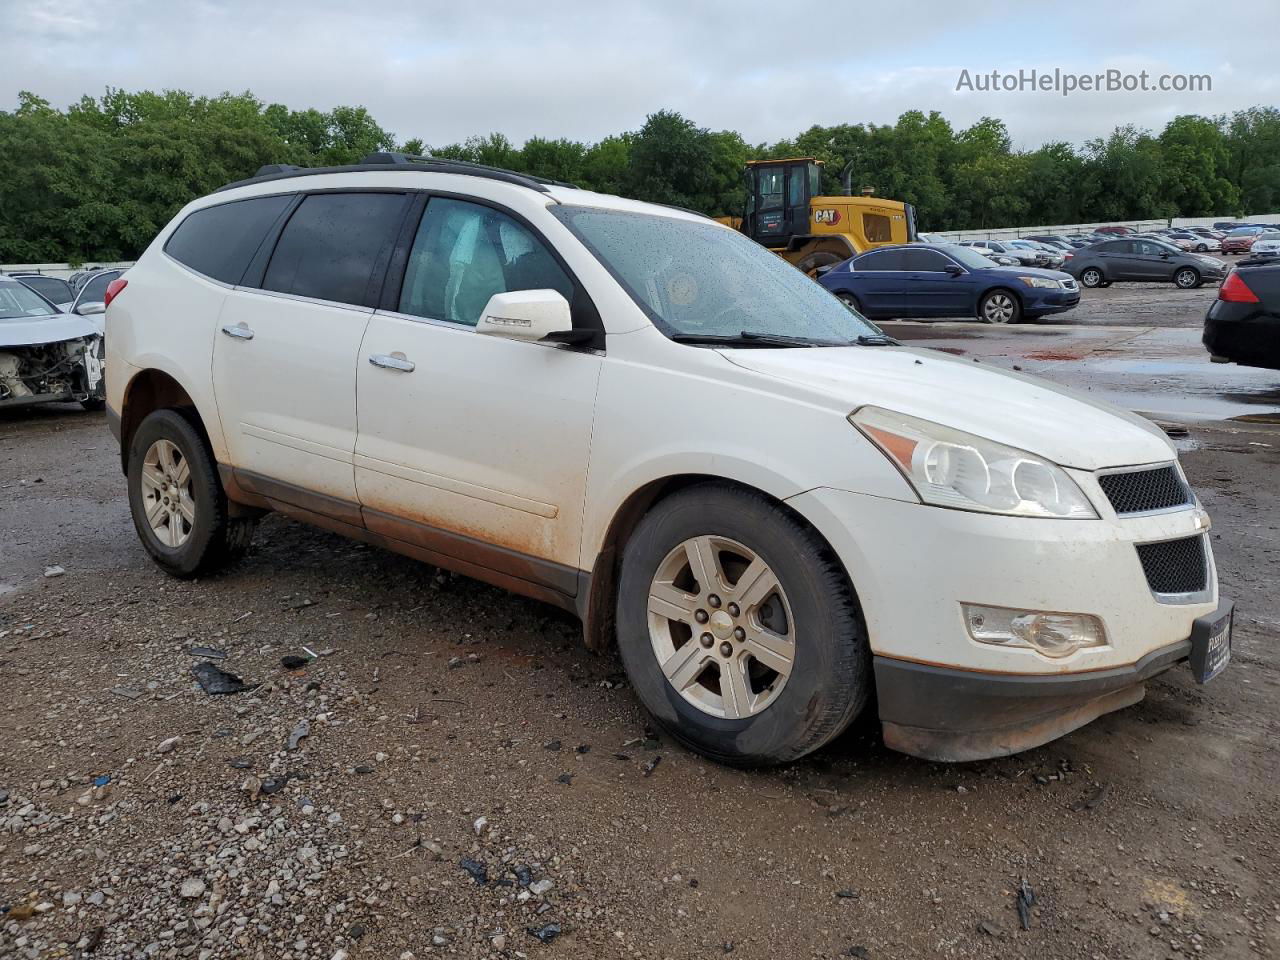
left=217, top=152, right=578, bottom=194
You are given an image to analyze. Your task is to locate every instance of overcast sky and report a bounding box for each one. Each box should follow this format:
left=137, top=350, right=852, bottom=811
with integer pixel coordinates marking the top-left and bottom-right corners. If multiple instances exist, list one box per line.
left=6, top=0, right=1279, bottom=150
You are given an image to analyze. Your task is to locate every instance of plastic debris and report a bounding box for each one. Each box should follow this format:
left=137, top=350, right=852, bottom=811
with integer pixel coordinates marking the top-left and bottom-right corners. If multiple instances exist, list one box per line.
left=191, top=661, right=255, bottom=695
left=110, top=686, right=144, bottom=700
left=642, top=756, right=662, bottom=777
left=513, top=865, right=533, bottom=887
left=189, top=646, right=227, bottom=660
left=281, top=654, right=310, bottom=670
left=1016, top=878, right=1036, bottom=930
left=287, top=720, right=310, bottom=751
left=459, top=858, right=488, bottom=885
left=92, top=775, right=110, bottom=787
left=527, top=922, right=561, bottom=944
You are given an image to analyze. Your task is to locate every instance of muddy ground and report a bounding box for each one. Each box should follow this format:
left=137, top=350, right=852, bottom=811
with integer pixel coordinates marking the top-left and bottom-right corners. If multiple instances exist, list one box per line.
left=1, top=284, right=1278, bottom=960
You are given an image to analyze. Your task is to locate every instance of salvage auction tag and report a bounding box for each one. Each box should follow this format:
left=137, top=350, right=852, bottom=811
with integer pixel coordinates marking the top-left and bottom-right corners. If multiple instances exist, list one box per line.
left=1189, top=603, right=1233, bottom=684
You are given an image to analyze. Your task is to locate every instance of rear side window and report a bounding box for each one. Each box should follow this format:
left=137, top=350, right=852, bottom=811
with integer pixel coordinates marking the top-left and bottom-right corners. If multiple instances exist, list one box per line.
left=851, top=249, right=905, bottom=271
left=18, top=276, right=72, bottom=302
left=263, top=193, right=407, bottom=307
left=165, top=195, right=293, bottom=284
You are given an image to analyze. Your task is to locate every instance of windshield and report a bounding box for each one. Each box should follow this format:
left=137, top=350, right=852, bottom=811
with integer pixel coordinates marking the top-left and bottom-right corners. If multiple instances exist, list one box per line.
left=0, top=282, right=58, bottom=319
left=17, top=276, right=72, bottom=303
left=552, top=205, right=881, bottom=344
left=938, top=244, right=999, bottom=269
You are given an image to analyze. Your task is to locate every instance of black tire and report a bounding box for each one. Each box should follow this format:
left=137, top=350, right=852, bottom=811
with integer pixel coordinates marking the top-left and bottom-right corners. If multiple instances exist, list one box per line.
left=80, top=398, right=105, bottom=412
left=1079, top=267, right=1105, bottom=288
left=615, top=483, right=871, bottom=766
left=796, top=251, right=847, bottom=277
left=1196, top=243, right=1208, bottom=252
left=835, top=291, right=862, bottom=313
left=1174, top=267, right=1201, bottom=289
left=978, top=288, right=1022, bottom=324
left=127, top=408, right=256, bottom=578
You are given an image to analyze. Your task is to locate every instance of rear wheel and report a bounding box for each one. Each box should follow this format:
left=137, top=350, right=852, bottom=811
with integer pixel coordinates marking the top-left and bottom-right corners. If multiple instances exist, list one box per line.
left=979, top=288, right=1021, bottom=324
left=127, top=408, right=256, bottom=578
left=616, top=484, right=870, bottom=766
left=1174, top=267, right=1201, bottom=289
left=796, top=251, right=846, bottom=278
left=1080, top=267, right=1105, bottom=288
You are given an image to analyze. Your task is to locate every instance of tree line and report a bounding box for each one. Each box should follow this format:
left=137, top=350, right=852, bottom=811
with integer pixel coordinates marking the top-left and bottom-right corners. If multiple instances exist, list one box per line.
left=2, top=89, right=1279, bottom=263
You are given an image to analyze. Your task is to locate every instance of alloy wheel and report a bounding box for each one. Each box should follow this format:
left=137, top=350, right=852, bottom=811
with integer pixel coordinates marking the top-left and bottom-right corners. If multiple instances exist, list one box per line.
left=647, top=535, right=795, bottom=719
left=140, top=438, right=195, bottom=547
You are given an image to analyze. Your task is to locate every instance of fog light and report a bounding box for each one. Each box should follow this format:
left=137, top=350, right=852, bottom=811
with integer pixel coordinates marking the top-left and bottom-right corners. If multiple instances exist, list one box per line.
left=963, top=604, right=1106, bottom=659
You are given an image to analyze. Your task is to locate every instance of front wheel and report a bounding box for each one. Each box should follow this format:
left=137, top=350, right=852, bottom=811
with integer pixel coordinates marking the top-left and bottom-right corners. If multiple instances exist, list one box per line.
left=616, top=484, right=871, bottom=766
left=127, top=408, right=256, bottom=578
left=1079, top=267, right=1105, bottom=288
left=1174, top=267, right=1201, bottom=289
left=979, top=289, right=1021, bottom=324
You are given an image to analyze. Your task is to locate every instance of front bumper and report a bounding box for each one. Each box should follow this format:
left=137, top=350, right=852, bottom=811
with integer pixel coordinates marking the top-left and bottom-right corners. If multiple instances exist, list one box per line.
left=1025, top=289, right=1080, bottom=315
left=786, top=486, right=1222, bottom=760
left=875, top=600, right=1231, bottom=761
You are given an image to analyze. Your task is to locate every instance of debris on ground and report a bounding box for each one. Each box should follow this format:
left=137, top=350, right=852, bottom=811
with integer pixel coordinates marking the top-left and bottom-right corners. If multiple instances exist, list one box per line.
left=281, top=653, right=311, bottom=670
left=1072, top=783, right=1110, bottom=811
left=460, top=858, right=488, bottom=885
left=642, top=755, right=662, bottom=776
left=189, top=645, right=227, bottom=659
left=287, top=719, right=310, bottom=751
left=43, top=565, right=64, bottom=578
left=1016, top=878, right=1037, bottom=930
left=190, top=660, right=255, bottom=695
left=527, top=922, right=561, bottom=944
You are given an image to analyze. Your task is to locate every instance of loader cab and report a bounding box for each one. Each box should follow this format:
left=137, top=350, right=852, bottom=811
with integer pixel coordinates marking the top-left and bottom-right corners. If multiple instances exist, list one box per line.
left=743, top=158, right=822, bottom=247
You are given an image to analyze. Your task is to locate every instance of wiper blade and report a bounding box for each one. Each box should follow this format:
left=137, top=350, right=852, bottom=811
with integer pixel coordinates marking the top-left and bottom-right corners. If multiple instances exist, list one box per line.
left=670, top=330, right=825, bottom=347
left=855, top=334, right=899, bottom=346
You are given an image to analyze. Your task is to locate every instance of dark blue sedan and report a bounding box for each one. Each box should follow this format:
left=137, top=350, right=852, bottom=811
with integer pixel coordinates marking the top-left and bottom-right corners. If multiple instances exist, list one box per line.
left=818, top=243, right=1080, bottom=324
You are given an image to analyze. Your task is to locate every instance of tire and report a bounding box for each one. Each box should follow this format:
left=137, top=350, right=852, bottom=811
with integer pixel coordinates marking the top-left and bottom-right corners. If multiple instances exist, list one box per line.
left=80, top=398, right=105, bottom=412
left=1174, top=267, right=1201, bottom=289
left=127, top=408, right=256, bottom=578
left=1079, top=267, right=1105, bottom=288
left=978, top=288, right=1021, bottom=324
left=796, top=251, right=847, bottom=278
left=1196, top=243, right=1208, bottom=252
left=835, top=291, right=862, bottom=313
left=615, top=483, right=871, bottom=766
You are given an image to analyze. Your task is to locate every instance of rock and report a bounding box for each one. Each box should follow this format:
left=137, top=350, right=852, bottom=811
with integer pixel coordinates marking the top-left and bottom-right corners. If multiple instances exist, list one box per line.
left=459, top=858, right=488, bottom=885
left=44, top=565, right=65, bottom=578
left=281, top=654, right=310, bottom=670
left=157, top=736, right=180, bottom=754
left=180, top=878, right=207, bottom=899
left=62, top=891, right=82, bottom=907
left=491, top=933, right=507, bottom=950
left=287, top=720, right=310, bottom=751
left=473, top=815, right=490, bottom=836
left=527, top=922, right=561, bottom=944
left=529, top=878, right=554, bottom=896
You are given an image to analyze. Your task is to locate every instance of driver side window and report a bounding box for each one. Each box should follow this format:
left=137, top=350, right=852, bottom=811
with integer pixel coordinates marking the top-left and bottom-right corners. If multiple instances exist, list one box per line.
left=398, top=198, right=573, bottom=327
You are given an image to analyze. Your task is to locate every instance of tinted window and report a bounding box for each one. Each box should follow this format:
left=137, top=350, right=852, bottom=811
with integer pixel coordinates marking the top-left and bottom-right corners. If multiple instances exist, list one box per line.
left=1099, top=240, right=1133, bottom=254
left=18, top=276, right=72, bottom=302
left=863, top=213, right=893, bottom=243
left=398, top=198, right=573, bottom=327
left=263, top=193, right=406, bottom=306
left=901, top=249, right=952, bottom=271
left=166, top=195, right=293, bottom=284
left=77, top=270, right=119, bottom=305
left=851, top=249, right=905, bottom=271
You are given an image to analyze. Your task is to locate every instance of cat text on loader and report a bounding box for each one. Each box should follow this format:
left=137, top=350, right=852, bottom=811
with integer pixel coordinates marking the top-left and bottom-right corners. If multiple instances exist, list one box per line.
left=719, top=157, right=917, bottom=275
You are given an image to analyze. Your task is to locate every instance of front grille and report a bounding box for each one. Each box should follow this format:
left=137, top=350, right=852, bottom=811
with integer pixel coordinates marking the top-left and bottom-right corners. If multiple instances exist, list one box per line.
left=1061, top=278, right=1078, bottom=290
left=1098, top=466, right=1191, bottom=515
left=1136, top=536, right=1208, bottom=596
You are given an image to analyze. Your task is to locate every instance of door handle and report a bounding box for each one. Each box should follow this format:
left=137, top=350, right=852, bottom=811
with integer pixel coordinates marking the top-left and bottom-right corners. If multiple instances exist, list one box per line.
left=221, top=323, right=254, bottom=341
left=368, top=353, right=415, bottom=373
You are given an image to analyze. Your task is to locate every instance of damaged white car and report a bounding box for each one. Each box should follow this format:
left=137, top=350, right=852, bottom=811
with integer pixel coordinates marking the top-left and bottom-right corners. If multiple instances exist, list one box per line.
left=0, top=275, right=106, bottom=411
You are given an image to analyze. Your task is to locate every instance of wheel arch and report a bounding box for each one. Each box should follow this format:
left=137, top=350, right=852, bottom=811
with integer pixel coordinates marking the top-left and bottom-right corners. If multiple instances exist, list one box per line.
left=975, top=284, right=1024, bottom=318
left=578, top=473, right=859, bottom=653
left=118, top=367, right=213, bottom=474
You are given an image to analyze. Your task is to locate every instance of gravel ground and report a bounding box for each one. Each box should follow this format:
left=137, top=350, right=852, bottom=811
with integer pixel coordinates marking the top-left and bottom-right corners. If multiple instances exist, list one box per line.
left=1053, top=282, right=1222, bottom=328
left=2, top=373, right=1278, bottom=958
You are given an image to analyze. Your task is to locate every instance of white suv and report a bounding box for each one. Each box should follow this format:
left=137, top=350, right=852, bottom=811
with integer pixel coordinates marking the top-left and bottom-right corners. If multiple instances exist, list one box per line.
left=105, top=153, right=1233, bottom=765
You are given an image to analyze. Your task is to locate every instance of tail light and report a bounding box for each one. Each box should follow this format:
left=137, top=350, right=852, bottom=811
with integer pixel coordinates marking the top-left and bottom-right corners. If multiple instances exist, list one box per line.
left=1218, top=271, right=1259, bottom=303
left=104, top=278, right=128, bottom=307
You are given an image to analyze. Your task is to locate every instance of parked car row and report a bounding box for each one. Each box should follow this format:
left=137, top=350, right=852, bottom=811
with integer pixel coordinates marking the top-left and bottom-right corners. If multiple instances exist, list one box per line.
left=0, top=266, right=125, bottom=324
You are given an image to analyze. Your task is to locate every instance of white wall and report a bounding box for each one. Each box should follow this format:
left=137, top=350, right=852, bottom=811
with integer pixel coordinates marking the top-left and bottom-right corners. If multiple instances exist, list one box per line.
left=1, top=261, right=135, bottom=280
left=927, top=214, right=1280, bottom=243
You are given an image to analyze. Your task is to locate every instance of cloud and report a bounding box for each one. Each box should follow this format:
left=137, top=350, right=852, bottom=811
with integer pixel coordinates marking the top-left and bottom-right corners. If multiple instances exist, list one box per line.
left=4, top=0, right=1278, bottom=149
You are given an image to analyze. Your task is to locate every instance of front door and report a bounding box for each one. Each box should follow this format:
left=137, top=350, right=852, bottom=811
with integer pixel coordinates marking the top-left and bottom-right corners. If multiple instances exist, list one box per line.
left=899, top=248, right=970, bottom=316
left=354, top=196, right=601, bottom=594
left=212, top=191, right=409, bottom=507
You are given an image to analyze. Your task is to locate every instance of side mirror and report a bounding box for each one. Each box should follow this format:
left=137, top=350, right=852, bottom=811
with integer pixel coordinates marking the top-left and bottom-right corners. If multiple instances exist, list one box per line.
left=75, top=301, right=106, bottom=316
left=1160, top=251, right=1171, bottom=259
left=943, top=263, right=964, bottom=276
left=476, top=289, right=575, bottom=344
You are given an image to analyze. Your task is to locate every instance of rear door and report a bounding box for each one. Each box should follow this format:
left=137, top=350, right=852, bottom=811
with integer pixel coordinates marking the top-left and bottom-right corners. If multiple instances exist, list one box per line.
left=212, top=191, right=410, bottom=510
left=846, top=248, right=905, bottom=315
left=1095, top=240, right=1138, bottom=279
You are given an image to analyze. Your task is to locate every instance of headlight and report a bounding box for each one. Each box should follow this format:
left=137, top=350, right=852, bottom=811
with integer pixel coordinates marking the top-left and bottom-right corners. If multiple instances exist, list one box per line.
left=1018, top=276, right=1059, bottom=289
left=850, top=406, right=1098, bottom=519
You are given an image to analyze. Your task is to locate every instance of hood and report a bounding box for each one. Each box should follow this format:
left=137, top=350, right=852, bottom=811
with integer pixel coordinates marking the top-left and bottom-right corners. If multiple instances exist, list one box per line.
left=718, top=346, right=1174, bottom=470
left=0, top=312, right=100, bottom=348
